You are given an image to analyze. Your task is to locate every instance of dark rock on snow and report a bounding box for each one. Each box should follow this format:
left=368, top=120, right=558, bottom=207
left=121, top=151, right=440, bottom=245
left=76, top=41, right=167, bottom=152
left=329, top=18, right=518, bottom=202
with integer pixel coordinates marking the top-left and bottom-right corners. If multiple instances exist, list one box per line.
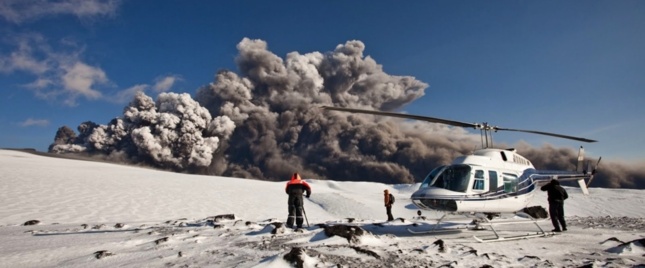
left=154, top=237, right=169, bottom=245
left=23, top=220, right=40, bottom=226
left=212, top=214, right=235, bottom=222
left=271, top=222, right=284, bottom=235
left=523, top=206, right=548, bottom=219
left=94, top=250, right=114, bottom=259
left=283, top=247, right=306, bottom=268
left=322, top=224, right=367, bottom=243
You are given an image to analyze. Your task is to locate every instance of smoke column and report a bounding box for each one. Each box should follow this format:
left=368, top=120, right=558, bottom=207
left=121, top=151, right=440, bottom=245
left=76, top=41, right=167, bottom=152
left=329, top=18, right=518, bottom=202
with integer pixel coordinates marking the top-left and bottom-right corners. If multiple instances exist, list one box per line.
left=50, top=38, right=645, bottom=188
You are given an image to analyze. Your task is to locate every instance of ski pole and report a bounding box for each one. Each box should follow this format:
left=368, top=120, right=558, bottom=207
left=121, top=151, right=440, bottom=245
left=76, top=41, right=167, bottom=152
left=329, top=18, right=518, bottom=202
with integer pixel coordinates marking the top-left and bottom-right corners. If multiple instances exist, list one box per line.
left=301, top=206, right=310, bottom=228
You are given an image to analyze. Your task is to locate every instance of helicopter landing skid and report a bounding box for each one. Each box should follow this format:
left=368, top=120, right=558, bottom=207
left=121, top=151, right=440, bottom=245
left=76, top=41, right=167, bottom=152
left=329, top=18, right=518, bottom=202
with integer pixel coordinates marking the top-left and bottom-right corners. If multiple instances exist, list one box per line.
left=473, top=231, right=558, bottom=243
left=471, top=217, right=557, bottom=243
left=406, top=227, right=464, bottom=235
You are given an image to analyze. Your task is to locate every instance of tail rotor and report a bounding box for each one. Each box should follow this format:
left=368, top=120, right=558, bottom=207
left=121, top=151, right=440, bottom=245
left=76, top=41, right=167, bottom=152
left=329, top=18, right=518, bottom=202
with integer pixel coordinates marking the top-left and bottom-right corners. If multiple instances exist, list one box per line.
left=586, top=157, right=602, bottom=187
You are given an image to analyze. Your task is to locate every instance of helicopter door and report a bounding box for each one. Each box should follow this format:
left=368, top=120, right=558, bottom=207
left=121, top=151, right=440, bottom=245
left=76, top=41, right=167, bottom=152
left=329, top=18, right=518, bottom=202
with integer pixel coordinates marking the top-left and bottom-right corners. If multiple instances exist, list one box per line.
left=488, top=170, right=498, bottom=193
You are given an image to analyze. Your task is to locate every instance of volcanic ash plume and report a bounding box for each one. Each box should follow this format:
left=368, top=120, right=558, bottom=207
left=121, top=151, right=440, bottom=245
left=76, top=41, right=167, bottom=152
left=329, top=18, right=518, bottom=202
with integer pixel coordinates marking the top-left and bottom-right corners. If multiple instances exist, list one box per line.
left=193, top=38, right=449, bottom=182
left=49, top=38, right=645, bottom=188
left=51, top=92, right=235, bottom=172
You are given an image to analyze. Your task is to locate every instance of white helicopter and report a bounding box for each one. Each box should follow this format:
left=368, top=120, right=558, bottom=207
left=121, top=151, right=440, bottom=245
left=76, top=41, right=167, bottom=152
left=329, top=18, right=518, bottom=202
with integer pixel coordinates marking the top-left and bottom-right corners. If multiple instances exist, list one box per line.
left=322, top=106, right=601, bottom=242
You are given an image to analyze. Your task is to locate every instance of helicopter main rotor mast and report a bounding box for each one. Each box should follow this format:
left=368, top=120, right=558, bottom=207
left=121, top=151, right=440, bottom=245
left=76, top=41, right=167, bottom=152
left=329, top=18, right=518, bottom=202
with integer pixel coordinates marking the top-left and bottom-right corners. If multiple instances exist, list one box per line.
left=321, top=106, right=597, bottom=148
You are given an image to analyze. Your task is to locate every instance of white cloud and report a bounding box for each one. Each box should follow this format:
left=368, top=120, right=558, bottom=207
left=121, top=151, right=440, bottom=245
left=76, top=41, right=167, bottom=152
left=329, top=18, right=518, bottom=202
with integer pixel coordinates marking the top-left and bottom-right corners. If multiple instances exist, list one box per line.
left=0, top=0, right=121, bottom=24
left=0, top=34, right=111, bottom=106
left=0, top=34, right=50, bottom=74
left=153, top=75, right=181, bottom=93
left=19, top=118, right=50, bottom=127
left=23, top=77, right=54, bottom=89
left=61, top=61, right=106, bottom=100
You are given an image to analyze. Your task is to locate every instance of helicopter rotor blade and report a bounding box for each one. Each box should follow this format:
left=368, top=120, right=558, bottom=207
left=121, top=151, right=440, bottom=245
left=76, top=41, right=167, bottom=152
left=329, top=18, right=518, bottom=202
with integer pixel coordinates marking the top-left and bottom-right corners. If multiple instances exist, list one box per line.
left=321, top=106, right=478, bottom=129
left=321, top=106, right=597, bottom=143
left=493, top=127, right=597, bottom=143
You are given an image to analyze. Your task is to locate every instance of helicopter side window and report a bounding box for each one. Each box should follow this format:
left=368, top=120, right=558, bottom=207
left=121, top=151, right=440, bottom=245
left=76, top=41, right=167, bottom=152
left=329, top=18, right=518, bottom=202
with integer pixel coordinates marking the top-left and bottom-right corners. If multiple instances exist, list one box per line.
left=472, top=170, right=485, bottom=190
left=503, top=173, right=519, bottom=193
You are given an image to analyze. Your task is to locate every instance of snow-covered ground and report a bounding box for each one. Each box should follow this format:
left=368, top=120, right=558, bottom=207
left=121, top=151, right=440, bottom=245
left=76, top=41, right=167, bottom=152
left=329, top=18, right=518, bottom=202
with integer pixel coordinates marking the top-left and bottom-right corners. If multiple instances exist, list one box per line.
left=1, top=149, right=644, bottom=267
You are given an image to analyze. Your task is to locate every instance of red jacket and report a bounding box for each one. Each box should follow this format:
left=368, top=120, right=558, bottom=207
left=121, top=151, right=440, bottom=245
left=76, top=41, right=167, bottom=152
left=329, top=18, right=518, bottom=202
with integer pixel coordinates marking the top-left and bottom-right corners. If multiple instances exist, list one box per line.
left=285, top=173, right=311, bottom=197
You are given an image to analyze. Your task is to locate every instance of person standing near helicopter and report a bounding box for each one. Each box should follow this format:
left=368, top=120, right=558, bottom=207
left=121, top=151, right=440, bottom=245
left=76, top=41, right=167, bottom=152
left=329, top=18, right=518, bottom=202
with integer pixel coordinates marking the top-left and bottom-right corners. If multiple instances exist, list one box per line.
left=541, top=179, right=568, bottom=232
left=285, top=173, right=311, bottom=229
left=384, top=189, right=395, bottom=221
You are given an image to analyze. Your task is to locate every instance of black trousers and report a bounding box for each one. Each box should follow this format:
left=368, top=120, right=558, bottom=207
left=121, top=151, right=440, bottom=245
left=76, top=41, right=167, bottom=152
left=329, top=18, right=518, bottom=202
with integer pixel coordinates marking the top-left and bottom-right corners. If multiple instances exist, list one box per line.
left=287, top=195, right=304, bottom=228
left=386, top=205, right=394, bottom=221
left=548, top=201, right=566, bottom=230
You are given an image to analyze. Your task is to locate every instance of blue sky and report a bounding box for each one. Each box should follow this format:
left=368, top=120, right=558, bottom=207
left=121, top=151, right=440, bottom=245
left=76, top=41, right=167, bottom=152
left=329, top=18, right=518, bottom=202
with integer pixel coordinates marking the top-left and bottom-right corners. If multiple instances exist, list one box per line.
left=1, top=0, right=643, bottom=162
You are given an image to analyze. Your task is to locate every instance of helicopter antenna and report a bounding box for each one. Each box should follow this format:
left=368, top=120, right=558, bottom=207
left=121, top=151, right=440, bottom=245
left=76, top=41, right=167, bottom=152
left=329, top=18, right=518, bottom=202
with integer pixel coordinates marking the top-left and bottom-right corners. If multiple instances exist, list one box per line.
left=321, top=106, right=597, bottom=148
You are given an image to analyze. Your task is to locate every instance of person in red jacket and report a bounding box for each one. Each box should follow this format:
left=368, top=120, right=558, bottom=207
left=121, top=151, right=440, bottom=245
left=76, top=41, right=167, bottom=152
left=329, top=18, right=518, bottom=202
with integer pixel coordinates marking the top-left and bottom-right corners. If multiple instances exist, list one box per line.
left=384, top=189, right=394, bottom=221
left=285, top=172, right=311, bottom=229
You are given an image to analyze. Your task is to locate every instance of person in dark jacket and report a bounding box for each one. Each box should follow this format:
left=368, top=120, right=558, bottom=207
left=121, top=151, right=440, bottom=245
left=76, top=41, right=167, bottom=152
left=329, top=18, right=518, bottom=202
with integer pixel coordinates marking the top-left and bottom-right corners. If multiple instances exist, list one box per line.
left=384, top=189, right=394, bottom=221
left=541, top=179, right=568, bottom=232
left=285, top=173, right=311, bottom=229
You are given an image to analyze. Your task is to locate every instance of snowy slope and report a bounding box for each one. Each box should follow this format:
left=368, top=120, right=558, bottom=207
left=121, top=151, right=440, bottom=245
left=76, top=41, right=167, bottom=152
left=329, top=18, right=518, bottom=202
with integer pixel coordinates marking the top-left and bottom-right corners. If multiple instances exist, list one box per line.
left=1, top=149, right=644, bottom=267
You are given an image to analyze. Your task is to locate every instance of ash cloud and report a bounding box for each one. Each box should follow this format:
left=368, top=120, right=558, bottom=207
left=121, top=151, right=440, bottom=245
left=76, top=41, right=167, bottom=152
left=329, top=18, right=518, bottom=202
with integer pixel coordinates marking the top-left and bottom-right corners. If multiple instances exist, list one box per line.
left=50, top=38, right=645, bottom=188
left=516, top=143, right=645, bottom=189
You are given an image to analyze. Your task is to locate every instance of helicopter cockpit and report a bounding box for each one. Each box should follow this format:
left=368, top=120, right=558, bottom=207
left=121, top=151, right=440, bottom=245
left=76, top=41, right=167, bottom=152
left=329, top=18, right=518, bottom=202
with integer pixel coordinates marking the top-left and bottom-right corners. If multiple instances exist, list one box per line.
left=419, top=164, right=472, bottom=193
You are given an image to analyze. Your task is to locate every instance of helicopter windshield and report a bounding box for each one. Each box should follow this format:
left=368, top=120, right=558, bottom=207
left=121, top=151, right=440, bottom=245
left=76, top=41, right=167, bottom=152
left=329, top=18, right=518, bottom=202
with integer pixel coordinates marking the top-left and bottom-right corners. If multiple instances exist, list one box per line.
left=429, top=164, right=472, bottom=193
left=419, top=165, right=446, bottom=189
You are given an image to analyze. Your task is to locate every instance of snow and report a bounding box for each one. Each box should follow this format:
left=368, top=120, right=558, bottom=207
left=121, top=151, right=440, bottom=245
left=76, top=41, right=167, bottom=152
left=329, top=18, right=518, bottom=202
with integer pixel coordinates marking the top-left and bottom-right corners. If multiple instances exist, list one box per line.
left=1, top=149, right=644, bottom=267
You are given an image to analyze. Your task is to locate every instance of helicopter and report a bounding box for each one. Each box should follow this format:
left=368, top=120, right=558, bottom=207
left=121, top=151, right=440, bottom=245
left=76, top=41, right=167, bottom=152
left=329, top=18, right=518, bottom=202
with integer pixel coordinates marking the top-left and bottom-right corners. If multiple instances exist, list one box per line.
left=322, top=105, right=601, bottom=242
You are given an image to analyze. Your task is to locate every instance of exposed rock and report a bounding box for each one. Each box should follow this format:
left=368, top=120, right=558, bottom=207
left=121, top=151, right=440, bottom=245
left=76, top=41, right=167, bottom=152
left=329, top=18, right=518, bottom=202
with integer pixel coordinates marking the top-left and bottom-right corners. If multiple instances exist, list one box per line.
left=518, top=255, right=540, bottom=261
left=433, top=239, right=446, bottom=253
left=154, top=237, right=169, bottom=245
left=271, top=222, right=284, bottom=235
left=600, top=237, right=624, bottom=244
left=212, top=214, right=235, bottom=222
left=322, top=224, right=367, bottom=243
left=283, top=247, right=306, bottom=268
left=23, top=220, right=40, bottom=226
left=570, top=216, right=645, bottom=230
left=523, top=206, right=548, bottom=219
left=350, top=246, right=380, bottom=259
left=114, top=223, right=125, bottom=229
left=94, top=250, right=114, bottom=259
